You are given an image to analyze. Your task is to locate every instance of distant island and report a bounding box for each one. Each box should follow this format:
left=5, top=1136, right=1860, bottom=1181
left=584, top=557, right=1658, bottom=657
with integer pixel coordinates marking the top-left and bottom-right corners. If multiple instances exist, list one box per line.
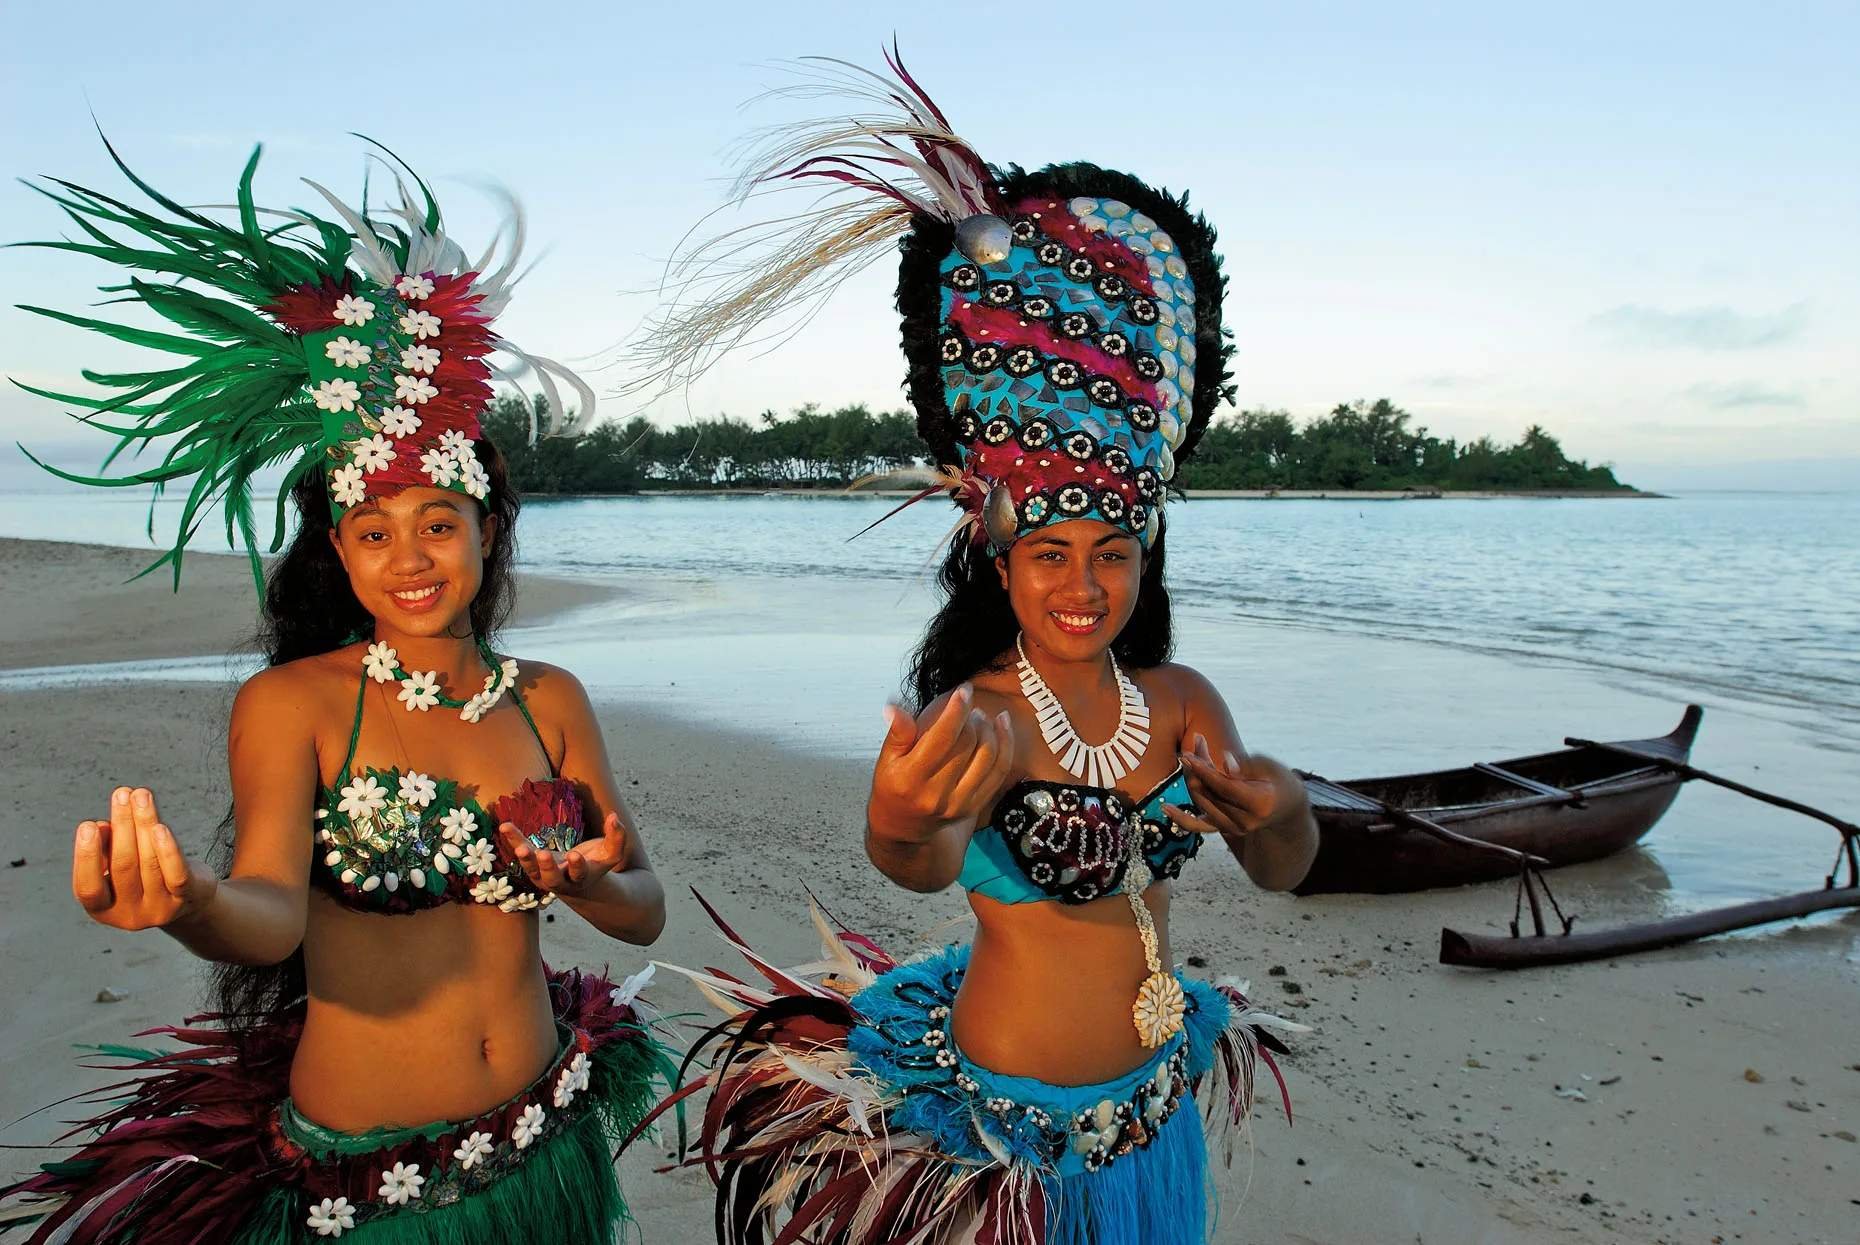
left=484, top=396, right=1637, bottom=497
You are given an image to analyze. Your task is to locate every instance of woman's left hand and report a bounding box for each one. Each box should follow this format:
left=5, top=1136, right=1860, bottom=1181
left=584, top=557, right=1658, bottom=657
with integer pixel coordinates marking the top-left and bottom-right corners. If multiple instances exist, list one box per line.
left=498, top=810, right=632, bottom=899
left=1162, top=733, right=1309, bottom=839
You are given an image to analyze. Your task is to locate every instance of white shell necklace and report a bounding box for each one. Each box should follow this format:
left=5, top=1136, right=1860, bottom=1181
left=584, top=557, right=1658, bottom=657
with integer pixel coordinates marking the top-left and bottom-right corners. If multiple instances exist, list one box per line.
left=1014, top=634, right=1151, bottom=787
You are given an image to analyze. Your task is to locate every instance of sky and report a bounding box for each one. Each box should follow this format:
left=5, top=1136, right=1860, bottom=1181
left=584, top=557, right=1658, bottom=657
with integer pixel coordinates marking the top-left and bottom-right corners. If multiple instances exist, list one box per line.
left=0, top=0, right=1854, bottom=492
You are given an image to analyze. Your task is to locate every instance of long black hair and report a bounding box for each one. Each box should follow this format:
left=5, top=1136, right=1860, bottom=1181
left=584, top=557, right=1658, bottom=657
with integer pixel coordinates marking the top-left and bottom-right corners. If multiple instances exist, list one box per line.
left=904, top=522, right=1175, bottom=711
left=207, top=439, right=520, bottom=1034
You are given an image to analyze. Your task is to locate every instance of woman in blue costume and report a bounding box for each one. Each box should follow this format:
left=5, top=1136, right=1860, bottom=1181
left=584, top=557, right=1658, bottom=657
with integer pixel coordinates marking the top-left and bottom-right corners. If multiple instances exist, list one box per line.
left=634, top=51, right=1320, bottom=1245
left=1, top=141, right=672, bottom=1244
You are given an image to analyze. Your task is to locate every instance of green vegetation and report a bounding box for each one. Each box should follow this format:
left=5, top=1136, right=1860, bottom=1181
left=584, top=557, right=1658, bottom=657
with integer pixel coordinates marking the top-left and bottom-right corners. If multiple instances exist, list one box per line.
left=483, top=395, right=1628, bottom=495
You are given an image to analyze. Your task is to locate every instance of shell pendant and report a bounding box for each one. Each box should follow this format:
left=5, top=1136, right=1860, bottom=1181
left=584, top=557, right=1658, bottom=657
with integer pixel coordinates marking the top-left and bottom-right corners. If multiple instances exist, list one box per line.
left=1133, top=970, right=1187, bottom=1048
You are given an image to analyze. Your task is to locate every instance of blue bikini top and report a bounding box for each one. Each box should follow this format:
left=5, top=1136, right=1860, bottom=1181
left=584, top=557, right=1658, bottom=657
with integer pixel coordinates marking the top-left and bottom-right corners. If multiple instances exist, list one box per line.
left=959, top=766, right=1202, bottom=905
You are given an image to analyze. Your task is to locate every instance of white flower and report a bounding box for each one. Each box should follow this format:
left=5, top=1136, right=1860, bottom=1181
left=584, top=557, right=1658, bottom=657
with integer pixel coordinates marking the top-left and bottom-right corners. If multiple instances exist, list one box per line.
left=553, top=1065, right=579, bottom=1108
left=376, top=1161, right=424, bottom=1205
left=363, top=641, right=399, bottom=683
left=394, top=374, right=438, bottom=405
left=420, top=447, right=459, bottom=486
left=501, top=892, right=539, bottom=914
left=350, top=434, right=396, bottom=475
left=471, top=874, right=513, bottom=905
left=306, top=1195, right=355, bottom=1236
left=563, top=1051, right=591, bottom=1099
left=396, top=273, right=436, bottom=301
left=452, top=1130, right=494, bottom=1170
left=459, top=693, right=489, bottom=724
left=312, top=378, right=361, bottom=413
left=380, top=406, right=422, bottom=438
left=399, top=309, right=442, bottom=339
left=329, top=464, right=366, bottom=508
left=438, top=430, right=472, bottom=455
left=459, top=457, right=489, bottom=500
left=396, top=671, right=441, bottom=712
left=397, top=770, right=437, bottom=808
left=499, top=657, right=520, bottom=684
left=439, top=806, right=477, bottom=844
left=511, top=1102, right=546, bottom=1149
left=463, top=840, right=498, bottom=876
left=324, top=336, right=371, bottom=368
left=333, top=294, right=376, bottom=326
left=399, top=344, right=441, bottom=374
left=610, top=964, right=656, bottom=1009
left=337, top=775, right=389, bottom=822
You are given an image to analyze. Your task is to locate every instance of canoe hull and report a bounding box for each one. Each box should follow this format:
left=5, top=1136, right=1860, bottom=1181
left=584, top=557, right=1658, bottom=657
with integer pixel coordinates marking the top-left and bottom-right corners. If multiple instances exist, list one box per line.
left=1293, top=706, right=1700, bottom=896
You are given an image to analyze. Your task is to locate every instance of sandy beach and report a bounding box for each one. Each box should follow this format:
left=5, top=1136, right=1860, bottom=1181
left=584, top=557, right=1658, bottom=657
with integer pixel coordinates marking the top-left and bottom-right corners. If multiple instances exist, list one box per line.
left=1, top=538, right=1854, bottom=1245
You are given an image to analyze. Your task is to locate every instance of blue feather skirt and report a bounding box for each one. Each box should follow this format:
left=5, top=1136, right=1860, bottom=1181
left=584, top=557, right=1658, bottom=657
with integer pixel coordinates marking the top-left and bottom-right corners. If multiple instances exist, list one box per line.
left=649, top=905, right=1298, bottom=1245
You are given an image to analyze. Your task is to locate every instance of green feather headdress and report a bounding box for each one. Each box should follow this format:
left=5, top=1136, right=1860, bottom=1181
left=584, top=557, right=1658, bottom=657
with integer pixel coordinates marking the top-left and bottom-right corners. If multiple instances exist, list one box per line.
left=13, top=134, right=593, bottom=593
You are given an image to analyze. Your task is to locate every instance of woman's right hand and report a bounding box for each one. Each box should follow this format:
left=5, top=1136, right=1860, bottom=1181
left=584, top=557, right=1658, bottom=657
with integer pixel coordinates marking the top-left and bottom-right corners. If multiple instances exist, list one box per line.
left=867, top=685, right=1017, bottom=845
left=73, top=787, right=218, bottom=931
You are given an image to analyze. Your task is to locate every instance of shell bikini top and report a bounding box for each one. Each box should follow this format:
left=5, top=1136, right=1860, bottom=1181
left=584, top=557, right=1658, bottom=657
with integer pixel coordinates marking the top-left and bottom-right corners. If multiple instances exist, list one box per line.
left=958, top=766, right=1202, bottom=905
left=313, top=675, right=585, bottom=915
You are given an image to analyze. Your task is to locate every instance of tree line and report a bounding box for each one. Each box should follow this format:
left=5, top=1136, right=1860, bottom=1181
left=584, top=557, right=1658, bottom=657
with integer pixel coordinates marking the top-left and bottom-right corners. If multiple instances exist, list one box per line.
left=482, top=395, right=1627, bottom=495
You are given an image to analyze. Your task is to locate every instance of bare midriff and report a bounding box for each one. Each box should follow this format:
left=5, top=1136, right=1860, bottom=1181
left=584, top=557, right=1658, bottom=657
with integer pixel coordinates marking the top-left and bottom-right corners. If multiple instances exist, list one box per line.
left=950, top=882, right=1174, bottom=1086
left=288, top=892, right=556, bottom=1132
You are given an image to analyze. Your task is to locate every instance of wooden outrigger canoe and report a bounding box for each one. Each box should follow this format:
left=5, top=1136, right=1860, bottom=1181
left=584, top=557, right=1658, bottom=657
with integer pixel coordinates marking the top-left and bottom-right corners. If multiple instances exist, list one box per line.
left=1293, top=706, right=1702, bottom=896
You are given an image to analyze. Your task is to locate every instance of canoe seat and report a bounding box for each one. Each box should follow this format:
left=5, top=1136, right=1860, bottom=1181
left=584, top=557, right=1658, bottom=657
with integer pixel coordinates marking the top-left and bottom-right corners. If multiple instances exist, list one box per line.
left=1473, top=762, right=1581, bottom=802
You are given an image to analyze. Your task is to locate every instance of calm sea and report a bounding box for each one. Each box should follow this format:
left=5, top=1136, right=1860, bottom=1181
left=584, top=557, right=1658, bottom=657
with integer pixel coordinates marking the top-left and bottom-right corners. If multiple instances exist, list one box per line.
left=2, top=488, right=1855, bottom=737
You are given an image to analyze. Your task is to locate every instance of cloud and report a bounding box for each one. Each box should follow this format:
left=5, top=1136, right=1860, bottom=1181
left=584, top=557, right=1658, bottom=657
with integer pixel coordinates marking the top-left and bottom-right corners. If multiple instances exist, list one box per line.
left=1589, top=302, right=1807, bottom=350
left=1682, top=381, right=1808, bottom=410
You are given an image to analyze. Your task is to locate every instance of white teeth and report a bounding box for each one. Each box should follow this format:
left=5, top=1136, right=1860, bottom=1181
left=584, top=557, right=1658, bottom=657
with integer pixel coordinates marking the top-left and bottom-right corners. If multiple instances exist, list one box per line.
left=394, top=585, right=441, bottom=602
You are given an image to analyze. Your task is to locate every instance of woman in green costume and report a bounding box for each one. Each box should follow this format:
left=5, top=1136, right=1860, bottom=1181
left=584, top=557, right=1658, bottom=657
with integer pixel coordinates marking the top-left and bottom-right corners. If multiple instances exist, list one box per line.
left=1, top=140, right=672, bottom=1244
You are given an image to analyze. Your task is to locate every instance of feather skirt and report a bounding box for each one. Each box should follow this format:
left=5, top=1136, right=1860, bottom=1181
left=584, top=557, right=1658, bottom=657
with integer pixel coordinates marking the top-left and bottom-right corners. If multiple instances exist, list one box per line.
left=2, top=967, right=675, bottom=1245
left=645, top=900, right=1301, bottom=1245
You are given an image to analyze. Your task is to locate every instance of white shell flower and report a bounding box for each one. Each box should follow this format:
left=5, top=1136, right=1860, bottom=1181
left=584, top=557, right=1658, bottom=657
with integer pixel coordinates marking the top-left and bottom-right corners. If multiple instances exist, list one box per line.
left=312, top=378, right=362, bottom=413
left=511, top=1102, right=547, bottom=1149
left=566, top=1050, right=591, bottom=1095
left=459, top=457, right=490, bottom=501
left=500, top=891, right=539, bottom=914
left=553, top=1065, right=579, bottom=1108
left=333, top=294, right=376, bottom=326
left=438, top=430, right=472, bottom=455
left=452, top=1130, right=494, bottom=1170
left=394, top=375, right=438, bottom=405
left=439, top=806, right=478, bottom=844
left=337, top=776, right=389, bottom=822
left=399, top=309, right=442, bottom=340
left=471, top=874, right=513, bottom=905
left=397, top=771, right=437, bottom=808
left=396, top=273, right=436, bottom=301
left=376, top=1161, right=424, bottom=1205
left=324, top=336, right=371, bottom=368
left=350, top=434, right=396, bottom=475
left=399, top=344, right=441, bottom=374
left=420, top=447, right=459, bottom=487
left=329, top=464, right=366, bottom=508
left=306, top=1195, right=355, bottom=1236
left=380, top=406, right=422, bottom=438
left=459, top=693, right=489, bottom=724
left=396, top=671, right=441, bottom=713
left=1132, top=971, right=1188, bottom=1049
left=463, top=840, right=498, bottom=876
left=362, top=641, right=399, bottom=683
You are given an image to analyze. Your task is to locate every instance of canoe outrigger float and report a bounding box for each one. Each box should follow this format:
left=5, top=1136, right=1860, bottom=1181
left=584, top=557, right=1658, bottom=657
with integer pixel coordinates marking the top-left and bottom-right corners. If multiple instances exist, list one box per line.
left=1291, top=706, right=1860, bottom=968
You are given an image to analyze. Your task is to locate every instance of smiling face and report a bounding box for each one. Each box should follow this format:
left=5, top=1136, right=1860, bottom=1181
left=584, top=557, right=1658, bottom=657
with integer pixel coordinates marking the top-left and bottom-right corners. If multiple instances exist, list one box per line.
left=330, top=486, right=495, bottom=641
left=997, top=518, right=1145, bottom=663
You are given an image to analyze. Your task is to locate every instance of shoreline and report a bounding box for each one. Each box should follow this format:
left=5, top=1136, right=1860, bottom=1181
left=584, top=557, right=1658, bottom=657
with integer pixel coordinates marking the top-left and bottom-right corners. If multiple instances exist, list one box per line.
left=516, top=485, right=1667, bottom=501
left=0, top=538, right=1853, bottom=1244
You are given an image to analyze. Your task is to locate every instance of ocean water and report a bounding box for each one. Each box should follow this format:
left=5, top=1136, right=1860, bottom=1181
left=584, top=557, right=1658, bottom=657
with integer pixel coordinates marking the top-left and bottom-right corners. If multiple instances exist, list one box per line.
left=9, top=489, right=1848, bottom=732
